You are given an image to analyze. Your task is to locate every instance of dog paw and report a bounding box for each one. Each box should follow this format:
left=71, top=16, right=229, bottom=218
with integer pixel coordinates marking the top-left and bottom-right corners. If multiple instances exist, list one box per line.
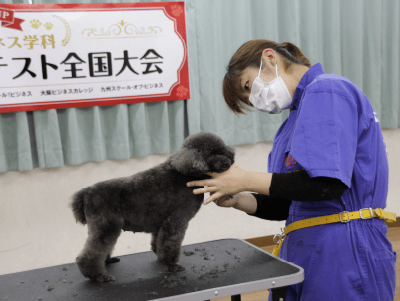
left=94, top=274, right=116, bottom=283
left=168, top=263, right=185, bottom=273
left=105, top=257, right=120, bottom=264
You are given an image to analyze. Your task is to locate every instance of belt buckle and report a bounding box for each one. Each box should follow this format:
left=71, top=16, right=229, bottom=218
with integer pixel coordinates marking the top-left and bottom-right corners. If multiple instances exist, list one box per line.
left=273, top=228, right=286, bottom=243
left=273, top=233, right=282, bottom=244
left=339, top=211, right=350, bottom=223
left=359, top=207, right=374, bottom=219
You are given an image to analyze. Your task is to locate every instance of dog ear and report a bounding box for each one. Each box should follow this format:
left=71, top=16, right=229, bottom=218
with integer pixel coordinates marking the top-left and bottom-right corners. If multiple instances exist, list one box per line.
left=225, top=145, right=235, bottom=163
left=169, top=147, right=208, bottom=176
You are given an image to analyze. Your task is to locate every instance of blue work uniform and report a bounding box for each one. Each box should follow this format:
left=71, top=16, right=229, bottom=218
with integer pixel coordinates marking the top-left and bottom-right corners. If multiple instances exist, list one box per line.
left=267, top=63, right=396, bottom=301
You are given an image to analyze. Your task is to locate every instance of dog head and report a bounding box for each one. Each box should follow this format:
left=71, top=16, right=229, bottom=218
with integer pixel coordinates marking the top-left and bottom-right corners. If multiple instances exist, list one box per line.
left=168, top=132, right=235, bottom=177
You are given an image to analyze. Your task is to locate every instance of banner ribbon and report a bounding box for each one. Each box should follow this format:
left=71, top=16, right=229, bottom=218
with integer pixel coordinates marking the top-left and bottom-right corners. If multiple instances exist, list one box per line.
left=1, top=19, right=24, bottom=31
left=0, top=9, right=24, bottom=31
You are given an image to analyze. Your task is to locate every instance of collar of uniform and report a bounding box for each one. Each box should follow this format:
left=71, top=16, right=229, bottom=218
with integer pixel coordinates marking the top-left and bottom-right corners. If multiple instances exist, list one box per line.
left=290, top=63, right=325, bottom=109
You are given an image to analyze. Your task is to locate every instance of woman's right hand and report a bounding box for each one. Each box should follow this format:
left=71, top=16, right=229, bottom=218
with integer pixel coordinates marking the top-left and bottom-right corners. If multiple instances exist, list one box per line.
left=212, top=192, right=258, bottom=214
left=212, top=192, right=248, bottom=208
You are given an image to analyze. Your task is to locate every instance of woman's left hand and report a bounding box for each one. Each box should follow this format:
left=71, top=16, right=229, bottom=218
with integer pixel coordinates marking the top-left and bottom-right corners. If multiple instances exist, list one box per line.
left=187, top=164, right=248, bottom=205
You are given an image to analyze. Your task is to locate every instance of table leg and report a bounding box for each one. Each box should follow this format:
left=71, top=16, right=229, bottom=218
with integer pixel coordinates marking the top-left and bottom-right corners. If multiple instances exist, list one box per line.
left=231, top=294, right=241, bottom=301
left=271, top=286, right=289, bottom=301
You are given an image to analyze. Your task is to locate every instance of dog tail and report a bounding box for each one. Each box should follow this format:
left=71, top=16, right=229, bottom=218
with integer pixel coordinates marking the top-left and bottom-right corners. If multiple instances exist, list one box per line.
left=70, top=188, right=89, bottom=225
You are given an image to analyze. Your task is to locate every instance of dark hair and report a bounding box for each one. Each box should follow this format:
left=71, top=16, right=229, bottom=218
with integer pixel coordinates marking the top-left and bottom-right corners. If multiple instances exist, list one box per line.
left=223, top=40, right=311, bottom=114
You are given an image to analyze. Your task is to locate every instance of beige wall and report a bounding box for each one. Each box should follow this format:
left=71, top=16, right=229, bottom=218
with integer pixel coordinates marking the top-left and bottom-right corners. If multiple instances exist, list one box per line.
left=1, top=127, right=399, bottom=275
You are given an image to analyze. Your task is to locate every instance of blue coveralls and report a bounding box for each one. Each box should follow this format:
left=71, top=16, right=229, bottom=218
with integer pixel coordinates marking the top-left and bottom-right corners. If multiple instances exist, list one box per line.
left=267, top=63, right=397, bottom=301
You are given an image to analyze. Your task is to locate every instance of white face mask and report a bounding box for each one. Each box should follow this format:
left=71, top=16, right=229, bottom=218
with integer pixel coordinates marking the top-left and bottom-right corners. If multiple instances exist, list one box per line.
left=249, top=59, right=292, bottom=114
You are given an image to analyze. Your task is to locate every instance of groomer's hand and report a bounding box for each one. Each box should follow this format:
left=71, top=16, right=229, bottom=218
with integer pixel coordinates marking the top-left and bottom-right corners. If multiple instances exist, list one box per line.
left=210, top=192, right=239, bottom=208
left=212, top=192, right=255, bottom=209
left=187, top=164, right=248, bottom=205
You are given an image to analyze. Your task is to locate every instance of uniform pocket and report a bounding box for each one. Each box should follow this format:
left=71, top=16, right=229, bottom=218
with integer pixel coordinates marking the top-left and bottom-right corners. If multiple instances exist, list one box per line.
left=373, top=249, right=397, bottom=301
left=302, top=123, right=339, bottom=171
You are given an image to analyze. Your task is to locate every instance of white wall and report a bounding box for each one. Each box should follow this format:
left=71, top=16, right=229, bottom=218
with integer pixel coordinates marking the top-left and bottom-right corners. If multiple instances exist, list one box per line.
left=1, top=127, right=399, bottom=275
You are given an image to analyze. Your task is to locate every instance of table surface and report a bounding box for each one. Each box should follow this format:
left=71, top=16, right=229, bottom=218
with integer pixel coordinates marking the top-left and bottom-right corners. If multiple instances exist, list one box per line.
left=0, top=238, right=304, bottom=301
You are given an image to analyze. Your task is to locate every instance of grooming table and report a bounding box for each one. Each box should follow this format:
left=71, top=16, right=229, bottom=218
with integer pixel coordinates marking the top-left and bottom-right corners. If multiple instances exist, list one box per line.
left=0, top=239, right=304, bottom=301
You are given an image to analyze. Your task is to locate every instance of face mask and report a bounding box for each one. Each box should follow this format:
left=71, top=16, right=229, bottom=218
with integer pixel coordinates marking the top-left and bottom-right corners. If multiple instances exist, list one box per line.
left=249, top=59, right=292, bottom=114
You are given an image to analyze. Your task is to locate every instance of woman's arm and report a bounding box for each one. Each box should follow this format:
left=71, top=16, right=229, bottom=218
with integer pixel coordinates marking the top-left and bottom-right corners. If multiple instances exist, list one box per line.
left=187, top=164, right=273, bottom=204
left=248, top=193, right=292, bottom=221
left=233, top=192, right=292, bottom=221
left=187, top=164, right=347, bottom=205
left=214, top=192, right=291, bottom=221
left=270, top=170, right=348, bottom=201
left=231, top=192, right=258, bottom=214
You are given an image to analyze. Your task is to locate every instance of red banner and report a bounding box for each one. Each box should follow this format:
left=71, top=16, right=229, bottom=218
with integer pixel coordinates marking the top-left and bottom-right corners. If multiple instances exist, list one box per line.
left=0, top=8, right=14, bottom=22
left=0, top=3, right=190, bottom=113
left=0, top=8, right=25, bottom=31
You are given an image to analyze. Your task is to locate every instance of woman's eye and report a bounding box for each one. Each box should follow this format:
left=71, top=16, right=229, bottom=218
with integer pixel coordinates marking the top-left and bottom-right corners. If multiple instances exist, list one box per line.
left=244, top=82, right=249, bottom=91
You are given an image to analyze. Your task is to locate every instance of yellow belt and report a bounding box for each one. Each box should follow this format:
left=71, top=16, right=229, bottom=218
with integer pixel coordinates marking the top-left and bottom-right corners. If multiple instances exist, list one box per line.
left=272, top=208, right=397, bottom=257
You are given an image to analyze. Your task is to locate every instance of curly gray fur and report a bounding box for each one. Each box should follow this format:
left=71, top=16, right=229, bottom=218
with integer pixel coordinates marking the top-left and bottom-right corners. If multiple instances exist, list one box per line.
left=70, top=132, right=235, bottom=282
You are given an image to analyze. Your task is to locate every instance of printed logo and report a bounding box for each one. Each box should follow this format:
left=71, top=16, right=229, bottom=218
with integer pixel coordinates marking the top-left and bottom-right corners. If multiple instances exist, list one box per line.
left=284, top=154, right=304, bottom=173
left=0, top=9, right=24, bottom=31
left=284, top=156, right=297, bottom=167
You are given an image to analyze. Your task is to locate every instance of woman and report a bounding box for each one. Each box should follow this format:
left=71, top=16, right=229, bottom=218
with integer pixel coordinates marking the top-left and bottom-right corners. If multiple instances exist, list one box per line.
left=187, top=40, right=397, bottom=300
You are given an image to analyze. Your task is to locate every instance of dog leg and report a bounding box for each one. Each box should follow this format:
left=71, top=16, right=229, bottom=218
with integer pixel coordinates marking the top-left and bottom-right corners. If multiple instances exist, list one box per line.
left=76, top=217, right=123, bottom=282
left=156, top=215, right=189, bottom=272
left=150, top=232, right=158, bottom=255
left=106, top=254, right=120, bottom=264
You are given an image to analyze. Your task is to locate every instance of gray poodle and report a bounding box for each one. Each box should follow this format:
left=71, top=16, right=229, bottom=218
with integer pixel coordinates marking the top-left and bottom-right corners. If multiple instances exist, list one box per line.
left=70, top=132, right=235, bottom=282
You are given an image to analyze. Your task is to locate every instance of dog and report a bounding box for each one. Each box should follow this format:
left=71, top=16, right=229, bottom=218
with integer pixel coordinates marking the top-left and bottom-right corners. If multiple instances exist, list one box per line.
left=70, top=132, right=235, bottom=282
